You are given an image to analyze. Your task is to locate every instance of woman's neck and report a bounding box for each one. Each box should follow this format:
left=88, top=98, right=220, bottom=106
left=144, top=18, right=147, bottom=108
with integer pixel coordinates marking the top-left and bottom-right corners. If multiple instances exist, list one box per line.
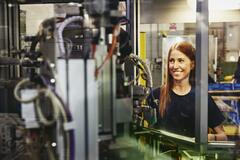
left=172, top=80, right=191, bottom=95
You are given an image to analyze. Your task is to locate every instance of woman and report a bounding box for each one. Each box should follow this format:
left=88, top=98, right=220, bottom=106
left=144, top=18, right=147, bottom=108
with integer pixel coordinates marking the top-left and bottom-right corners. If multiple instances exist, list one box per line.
left=148, top=41, right=227, bottom=141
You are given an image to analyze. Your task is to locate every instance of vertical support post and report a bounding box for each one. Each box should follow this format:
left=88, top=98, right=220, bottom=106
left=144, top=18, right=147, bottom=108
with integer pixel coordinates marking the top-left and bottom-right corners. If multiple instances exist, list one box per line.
left=126, top=0, right=131, bottom=44
left=127, top=0, right=138, bottom=82
left=195, top=0, right=209, bottom=155
left=2, top=1, right=8, bottom=53
left=112, top=55, right=117, bottom=136
left=87, top=60, right=99, bottom=160
left=128, top=0, right=138, bottom=56
left=13, top=5, right=20, bottom=50
left=214, top=37, right=218, bottom=81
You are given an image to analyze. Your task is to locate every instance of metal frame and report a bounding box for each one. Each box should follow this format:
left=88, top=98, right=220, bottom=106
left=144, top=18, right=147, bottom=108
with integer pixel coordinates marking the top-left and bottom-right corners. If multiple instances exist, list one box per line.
left=195, top=0, right=209, bottom=154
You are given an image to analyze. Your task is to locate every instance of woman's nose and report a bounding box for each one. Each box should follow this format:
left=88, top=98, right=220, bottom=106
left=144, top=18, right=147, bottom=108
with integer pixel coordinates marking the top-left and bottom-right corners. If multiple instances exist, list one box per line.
left=173, top=62, right=179, bottom=68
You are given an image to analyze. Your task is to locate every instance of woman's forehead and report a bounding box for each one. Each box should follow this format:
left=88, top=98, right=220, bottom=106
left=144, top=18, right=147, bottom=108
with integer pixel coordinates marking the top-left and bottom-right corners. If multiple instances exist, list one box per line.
left=169, top=50, right=187, bottom=58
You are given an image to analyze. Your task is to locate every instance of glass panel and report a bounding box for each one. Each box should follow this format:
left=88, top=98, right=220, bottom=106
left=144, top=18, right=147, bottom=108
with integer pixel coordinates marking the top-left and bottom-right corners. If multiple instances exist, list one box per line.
left=207, top=0, right=240, bottom=144
left=139, top=0, right=197, bottom=141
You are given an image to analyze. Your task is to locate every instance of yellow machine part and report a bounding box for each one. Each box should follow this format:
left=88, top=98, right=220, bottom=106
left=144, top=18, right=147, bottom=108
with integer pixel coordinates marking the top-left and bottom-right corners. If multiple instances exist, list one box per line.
left=139, top=32, right=147, bottom=87
left=140, top=32, right=149, bottom=127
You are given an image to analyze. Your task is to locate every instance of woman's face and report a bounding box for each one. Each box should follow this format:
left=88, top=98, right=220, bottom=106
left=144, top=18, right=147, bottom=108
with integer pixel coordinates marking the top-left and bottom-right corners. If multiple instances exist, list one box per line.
left=168, top=49, right=194, bottom=84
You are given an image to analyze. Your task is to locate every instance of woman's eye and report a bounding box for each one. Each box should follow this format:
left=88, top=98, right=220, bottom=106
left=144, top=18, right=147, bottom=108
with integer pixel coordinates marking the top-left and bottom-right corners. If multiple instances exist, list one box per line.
left=179, top=59, right=184, bottom=63
left=169, top=59, right=174, bottom=63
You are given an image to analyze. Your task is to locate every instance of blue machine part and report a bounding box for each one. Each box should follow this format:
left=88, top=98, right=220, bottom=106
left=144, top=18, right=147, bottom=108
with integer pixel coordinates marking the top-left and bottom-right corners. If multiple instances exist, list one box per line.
left=208, top=83, right=240, bottom=91
left=209, top=83, right=240, bottom=125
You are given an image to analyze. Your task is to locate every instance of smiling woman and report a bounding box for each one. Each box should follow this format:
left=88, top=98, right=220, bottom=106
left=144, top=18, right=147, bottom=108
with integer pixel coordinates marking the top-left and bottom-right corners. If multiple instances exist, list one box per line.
left=147, top=41, right=228, bottom=141
left=168, top=45, right=195, bottom=89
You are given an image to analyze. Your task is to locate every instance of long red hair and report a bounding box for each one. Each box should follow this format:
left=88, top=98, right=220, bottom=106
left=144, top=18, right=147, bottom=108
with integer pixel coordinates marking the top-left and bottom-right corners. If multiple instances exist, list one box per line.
left=159, top=41, right=196, bottom=117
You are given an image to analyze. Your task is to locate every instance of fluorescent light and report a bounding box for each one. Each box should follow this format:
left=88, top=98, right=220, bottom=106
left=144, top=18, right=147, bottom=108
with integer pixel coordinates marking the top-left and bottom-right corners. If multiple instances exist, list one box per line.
left=175, top=36, right=185, bottom=42
left=68, top=2, right=82, bottom=7
left=68, top=2, right=75, bottom=6
left=229, top=56, right=236, bottom=62
left=187, top=0, right=240, bottom=10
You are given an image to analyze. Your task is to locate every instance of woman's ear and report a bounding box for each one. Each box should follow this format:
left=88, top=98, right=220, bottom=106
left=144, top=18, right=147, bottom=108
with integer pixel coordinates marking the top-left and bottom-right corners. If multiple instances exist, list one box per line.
left=191, top=62, right=195, bottom=70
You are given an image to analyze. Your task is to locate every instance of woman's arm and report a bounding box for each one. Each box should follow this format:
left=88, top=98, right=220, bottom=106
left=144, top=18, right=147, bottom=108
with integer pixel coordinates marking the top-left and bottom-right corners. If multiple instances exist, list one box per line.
left=208, top=125, right=227, bottom=141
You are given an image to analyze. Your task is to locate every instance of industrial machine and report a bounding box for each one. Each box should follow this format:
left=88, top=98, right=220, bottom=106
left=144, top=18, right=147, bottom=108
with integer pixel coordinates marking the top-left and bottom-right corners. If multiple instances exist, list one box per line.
left=0, top=0, right=139, bottom=159
left=1, top=0, right=240, bottom=160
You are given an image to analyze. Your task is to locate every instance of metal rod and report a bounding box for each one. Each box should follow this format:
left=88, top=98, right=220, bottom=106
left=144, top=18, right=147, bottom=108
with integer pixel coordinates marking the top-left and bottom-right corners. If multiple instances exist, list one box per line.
left=195, top=0, right=209, bottom=155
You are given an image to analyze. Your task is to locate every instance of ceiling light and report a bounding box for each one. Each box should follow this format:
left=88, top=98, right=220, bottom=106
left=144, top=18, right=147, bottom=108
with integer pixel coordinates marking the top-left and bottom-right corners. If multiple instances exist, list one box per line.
left=187, top=0, right=240, bottom=10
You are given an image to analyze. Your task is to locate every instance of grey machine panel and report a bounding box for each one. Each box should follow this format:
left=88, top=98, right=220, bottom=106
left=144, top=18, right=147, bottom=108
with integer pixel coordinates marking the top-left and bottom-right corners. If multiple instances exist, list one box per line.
left=57, top=59, right=98, bottom=160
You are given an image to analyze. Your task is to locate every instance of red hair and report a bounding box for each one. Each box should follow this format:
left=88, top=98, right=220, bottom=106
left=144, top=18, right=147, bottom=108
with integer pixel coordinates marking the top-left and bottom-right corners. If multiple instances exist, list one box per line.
left=159, top=41, right=196, bottom=117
